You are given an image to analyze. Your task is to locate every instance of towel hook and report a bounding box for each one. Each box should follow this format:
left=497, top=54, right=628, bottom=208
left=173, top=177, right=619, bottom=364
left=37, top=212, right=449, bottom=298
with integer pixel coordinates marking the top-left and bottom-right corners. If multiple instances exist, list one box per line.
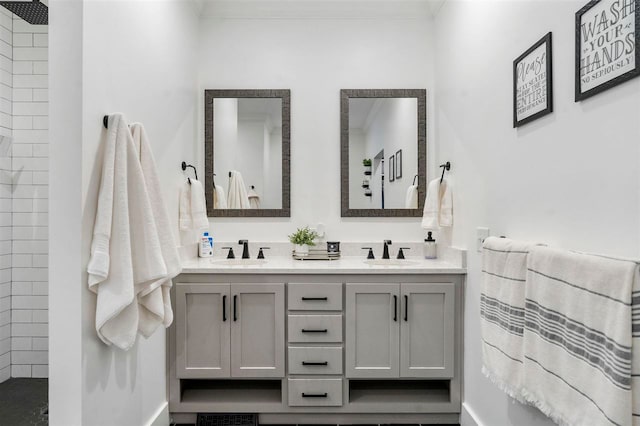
left=103, top=115, right=109, bottom=129
left=181, top=161, right=198, bottom=184
left=439, top=161, right=451, bottom=184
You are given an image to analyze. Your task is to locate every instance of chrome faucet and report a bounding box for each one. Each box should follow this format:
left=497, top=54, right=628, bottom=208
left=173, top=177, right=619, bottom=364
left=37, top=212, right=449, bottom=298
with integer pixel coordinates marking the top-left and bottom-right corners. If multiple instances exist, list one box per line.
left=238, top=240, right=250, bottom=259
left=382, top=240, right=392, bottom=259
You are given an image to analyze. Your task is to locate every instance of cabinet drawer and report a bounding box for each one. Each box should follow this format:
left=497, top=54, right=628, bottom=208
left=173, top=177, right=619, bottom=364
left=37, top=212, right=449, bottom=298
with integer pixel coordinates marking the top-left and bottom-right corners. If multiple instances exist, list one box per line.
left=288, top=315, right=342, bottom=343
left=288, top=378, right=343, bottom=406
left=288, top=283, right=342, bottom=311
left=288, top=346, right=343, bottom=375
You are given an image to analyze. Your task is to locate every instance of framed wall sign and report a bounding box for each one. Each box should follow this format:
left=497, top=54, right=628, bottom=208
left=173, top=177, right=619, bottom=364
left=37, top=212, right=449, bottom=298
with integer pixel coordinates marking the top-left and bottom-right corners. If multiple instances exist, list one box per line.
left=389, top=155, right=395, bottom=182
left=575, top=0, right=640, bottom=101
left=395, top=149, right=402, bottom=179
left=513, top=32, right=553, bottom=127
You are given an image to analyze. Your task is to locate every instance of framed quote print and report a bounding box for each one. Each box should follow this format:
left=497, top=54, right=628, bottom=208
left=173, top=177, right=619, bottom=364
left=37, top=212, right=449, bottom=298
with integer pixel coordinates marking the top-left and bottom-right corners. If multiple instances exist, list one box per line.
left=513, top=32, right=553, bottom=127
left=575, top=0, right=640, bottom=101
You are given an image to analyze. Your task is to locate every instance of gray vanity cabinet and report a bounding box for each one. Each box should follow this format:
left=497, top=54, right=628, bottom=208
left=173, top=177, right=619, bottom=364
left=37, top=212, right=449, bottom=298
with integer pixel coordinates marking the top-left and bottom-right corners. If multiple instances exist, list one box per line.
left=175, top=282, right=285, bottom=379
left=346, top=282, right=454, bottom=379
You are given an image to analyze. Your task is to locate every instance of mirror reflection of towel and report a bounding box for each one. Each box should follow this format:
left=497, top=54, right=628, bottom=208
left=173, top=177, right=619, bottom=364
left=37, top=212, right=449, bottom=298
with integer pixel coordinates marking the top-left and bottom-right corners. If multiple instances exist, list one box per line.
left=247, top=188, right=261, bottom=209
left=213, top=185, right=227, bottom=209
left=227, top=170, right=250, bottom=209
left=405, top=185, right=418, bottom=208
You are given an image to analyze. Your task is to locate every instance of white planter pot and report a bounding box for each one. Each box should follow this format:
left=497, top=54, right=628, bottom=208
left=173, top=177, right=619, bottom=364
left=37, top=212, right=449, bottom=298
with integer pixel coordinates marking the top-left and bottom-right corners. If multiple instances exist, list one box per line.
left=294, top=244, right=310, bottom=256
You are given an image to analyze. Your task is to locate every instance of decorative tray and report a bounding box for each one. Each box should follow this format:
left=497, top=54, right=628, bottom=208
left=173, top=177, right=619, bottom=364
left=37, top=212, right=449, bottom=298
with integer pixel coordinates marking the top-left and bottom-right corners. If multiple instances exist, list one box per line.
left=292, top=249, right=341, bottom=261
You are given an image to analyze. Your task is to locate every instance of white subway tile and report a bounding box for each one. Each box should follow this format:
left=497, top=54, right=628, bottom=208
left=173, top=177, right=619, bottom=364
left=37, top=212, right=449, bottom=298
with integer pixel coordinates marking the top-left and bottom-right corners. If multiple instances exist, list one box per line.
left=32, top=89, right=47, bottom=102
left=0, top=184, right=10, bottom=198
left=0, top=352, right=8, bottom=369
left=0, top=13, right=12, bottom=32
left=0, top=198, right=10, bottom=212
left=13, top=185, right=40, bottom=199
left=11, top=143, right=32, bottom=157
left=0, top=296, right=9, bottom=312
left=32, top=172, right=47, bottom=185
left=14, top=171, right=32, bottom=185
left=12, top=295, right=47, bottom=309
left=13, top=267, right=47, bottom=281
left=12, top=350, right=48, bottom=365
left=13, top=60, right=33, bottom=75
left=31, top=364, right=47, bottom=378
left=12, top=322, right=47, bottom=337
left=12, top=198, right=33, bottom=213
left=32, top=255, right=46, bottom=268
left=0, top=366, right=9, bottom=383
left=0, top=336, right=9, bottom=355
left=32, top=337, right=47, bottom=351
left=13, top=102, right=48, bottom=116
left=0, top=69, right=10, bottom=87
left=0, top=268, right=10, bottom=283
left=12, top=254, right=32, bottom=268
left=33, top=117, right=48, bottom=130
left=0, top=112, right=10, bottom=130
left=12, top=116, right=33, bottom=130
left=11, top=337, right=31, bottom=351
left=0, top=157, right=10, bottom=170
left=0, top=26, right=10, bottom=45
left=32, top=309, right=47, bottom=323
left=12, top=309, right=32, bottom=323
left=0, top=254, right=9, bottom=270
left=12, top=130, right=47, bottom=143
left=0, top=98, right=9, bottom=115
left=32, top=144, right=47, bottom=157
left=33, top=199, right=48, bottom=212
left=0, top=40, right=11, bottom=60
left=32, top=282, right=47, bottom=296
left=13, top=241, right=47, bottom=254
left=33, top=61, right=47, bottom=75
left=0, top=324, right=9, bottom=340
left=0, top=239, right=10, bottom=254
left=13, top=226, right=47, bottom=241
left=13, top=33, right=32, bottom=47
left=0, top=310, right=8, bottom=326
left=0, top=283, right=9, bottom=298
left=0, top=83, right=11, bottom=102
left=0, top=55, right=11, bottom=75
left=13, top=88, right=33, bottom=102
left=13, top=20, right=47, bottom=34
left=13, top=47, right=46, bottom=61
left=13, top=212, right=47, bottom=226
left=13, top=75, right=47, bottom=89
left=11, top=282, right=32, bottom=296
left=12, top=157, right=47, bottom=171
left=11, top=364, right=31, bottom=377
left=33, top=34, right=47, bottom=47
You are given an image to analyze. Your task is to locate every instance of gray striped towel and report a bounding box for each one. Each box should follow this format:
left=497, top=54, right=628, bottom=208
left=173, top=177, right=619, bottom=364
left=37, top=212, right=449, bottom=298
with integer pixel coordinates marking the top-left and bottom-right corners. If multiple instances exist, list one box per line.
left=481, top=236, right=536, bottom=399
left=523, top=246, right=638, bottom=426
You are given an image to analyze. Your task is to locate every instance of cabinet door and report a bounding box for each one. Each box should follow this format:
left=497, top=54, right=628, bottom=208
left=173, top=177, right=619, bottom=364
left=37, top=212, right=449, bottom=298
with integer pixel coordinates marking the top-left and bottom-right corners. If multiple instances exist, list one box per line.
left=345, top=283, right=400, bottom=378
left=400, top=283, right=454, bottom=378
left=175, top=283, right=230, bottom=378
left=231, top=283, right=285, bottom=377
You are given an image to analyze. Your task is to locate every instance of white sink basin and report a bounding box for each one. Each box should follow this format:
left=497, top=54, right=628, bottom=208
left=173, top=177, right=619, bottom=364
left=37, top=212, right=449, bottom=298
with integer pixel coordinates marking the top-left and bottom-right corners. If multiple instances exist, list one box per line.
left=210, top=259, right=268, bottom=266
left=363, top=259, right=419, bottom=266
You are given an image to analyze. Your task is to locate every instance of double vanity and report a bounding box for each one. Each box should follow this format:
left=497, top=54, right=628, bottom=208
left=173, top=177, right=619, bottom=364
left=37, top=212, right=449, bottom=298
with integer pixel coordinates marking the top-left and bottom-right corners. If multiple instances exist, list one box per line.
left=168, top=248, right=466, bottom=425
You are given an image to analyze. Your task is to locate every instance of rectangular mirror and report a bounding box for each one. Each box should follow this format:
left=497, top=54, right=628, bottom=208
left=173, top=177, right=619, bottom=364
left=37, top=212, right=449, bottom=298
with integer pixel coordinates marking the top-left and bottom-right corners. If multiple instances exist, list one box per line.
left=204, top=89, right=290, bottom=217
left=341, top=89, right=426, bottom=217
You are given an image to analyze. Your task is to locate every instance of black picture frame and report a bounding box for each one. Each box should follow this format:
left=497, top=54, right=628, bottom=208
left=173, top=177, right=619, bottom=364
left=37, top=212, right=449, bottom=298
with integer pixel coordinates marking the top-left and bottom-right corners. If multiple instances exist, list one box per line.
left=513, top=32, right=553, bottom=127
left=389, top=155, right=395, bottom=182
left=575, top=0, right=640, bottom=101
left=395, top=149, right=402, bottom=179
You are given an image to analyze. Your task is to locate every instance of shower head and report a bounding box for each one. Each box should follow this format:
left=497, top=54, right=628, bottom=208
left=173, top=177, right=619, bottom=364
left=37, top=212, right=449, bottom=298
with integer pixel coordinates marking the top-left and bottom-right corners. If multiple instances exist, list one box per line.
left=0, top=0, right=47, bottom=25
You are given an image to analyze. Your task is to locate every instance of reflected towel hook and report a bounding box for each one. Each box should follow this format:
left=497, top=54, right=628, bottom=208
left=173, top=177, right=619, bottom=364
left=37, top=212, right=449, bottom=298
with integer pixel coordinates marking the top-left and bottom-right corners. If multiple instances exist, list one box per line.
left=103, top=115, right=109, bottom=129
left=439, top=161, right=451, bottom=184
left=181, top=161, right=198, bottom=184
left=412, top=175, right=418, bottom=186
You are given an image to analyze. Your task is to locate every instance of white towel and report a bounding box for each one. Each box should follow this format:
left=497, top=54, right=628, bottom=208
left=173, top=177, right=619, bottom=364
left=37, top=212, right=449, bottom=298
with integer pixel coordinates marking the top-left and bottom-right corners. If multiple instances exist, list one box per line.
left=481, top=236, right=535, bottom=400
left=247, top=187, right=261, bottom=209
left=88, top=114, right=167, bottom=350
left=405, top=185, right=418, bottom=209
left=214, top=184, right=227, bottom=209
left=421, top=177, right=453, bottom=229
left=179, top=179, right=209, bottom=231
left=130, top=123, right=181, bottom=336
left=523, top=246, right=636, bottom=426
left=227, top=170, right=250, bottom=209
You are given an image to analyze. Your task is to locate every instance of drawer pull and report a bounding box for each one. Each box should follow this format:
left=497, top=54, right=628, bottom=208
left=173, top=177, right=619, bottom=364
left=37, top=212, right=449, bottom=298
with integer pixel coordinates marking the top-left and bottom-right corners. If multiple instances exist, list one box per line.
left=302, top=361, right=328, bottom=366
left=301, top=297, right=328, bottom=301
left=302, top=392, right=328, bottom=398
left=301, top=328, right=328, bottom=333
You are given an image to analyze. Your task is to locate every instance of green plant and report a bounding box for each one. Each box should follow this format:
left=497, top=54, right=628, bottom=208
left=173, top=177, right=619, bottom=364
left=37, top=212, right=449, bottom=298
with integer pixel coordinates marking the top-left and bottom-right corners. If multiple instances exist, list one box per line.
left=288, top=226, right=319, bottom=246
left=362, top=158, right=372, bottom=167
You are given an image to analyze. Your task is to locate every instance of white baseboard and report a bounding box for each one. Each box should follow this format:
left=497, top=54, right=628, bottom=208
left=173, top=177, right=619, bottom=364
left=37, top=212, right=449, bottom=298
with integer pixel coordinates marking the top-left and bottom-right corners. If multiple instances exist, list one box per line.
left=146, top=402, right=169, bottom=426
left=461, top=402, right=481, bottom=426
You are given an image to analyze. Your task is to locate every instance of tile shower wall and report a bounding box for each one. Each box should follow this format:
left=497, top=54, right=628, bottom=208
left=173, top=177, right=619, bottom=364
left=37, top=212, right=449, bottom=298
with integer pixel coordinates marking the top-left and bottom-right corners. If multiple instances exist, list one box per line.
left=10, top=15, right=48, bottom=379
left=0, top=7, right=11, bottom=384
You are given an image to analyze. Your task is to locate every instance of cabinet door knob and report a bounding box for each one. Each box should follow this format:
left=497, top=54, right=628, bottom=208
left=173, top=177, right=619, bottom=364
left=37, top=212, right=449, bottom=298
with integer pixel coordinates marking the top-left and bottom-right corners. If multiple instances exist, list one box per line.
left=393, top=295, right=398, bottom=322
left=233, top=295, right=238, bottom=321
left=222, top=295, right=227, bottom=322
left=302, top=361, right=328, bottom=366
left=301, top=329, right=328, bottom=333
left=301, top=392, right=328, bottom=398
left=404, top=295, right=408, bottom=322
left=301, top=297, right=328, bottom=301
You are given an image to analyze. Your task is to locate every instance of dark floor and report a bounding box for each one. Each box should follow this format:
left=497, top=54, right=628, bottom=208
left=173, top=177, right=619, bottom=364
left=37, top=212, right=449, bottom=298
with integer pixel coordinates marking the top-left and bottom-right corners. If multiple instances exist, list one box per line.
left=0, top=378, right=48, bottom=426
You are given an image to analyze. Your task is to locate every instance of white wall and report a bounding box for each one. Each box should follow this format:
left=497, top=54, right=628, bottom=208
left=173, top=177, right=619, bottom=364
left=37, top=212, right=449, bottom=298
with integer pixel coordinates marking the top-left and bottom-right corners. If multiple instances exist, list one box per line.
left=50, top=1, right=199, bottom=425
left=197, top=6, right=436, bottom=241
left=434, top=1, right=640, bottom=425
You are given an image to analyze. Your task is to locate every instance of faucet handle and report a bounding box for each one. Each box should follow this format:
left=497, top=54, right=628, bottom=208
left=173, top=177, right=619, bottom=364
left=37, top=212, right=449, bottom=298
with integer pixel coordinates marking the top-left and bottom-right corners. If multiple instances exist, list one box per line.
left=238, top=239, right=248, bottom=245
left=257, top=247, right=270, bottom=259
left=361, top=247, right=375, bottom=259
left=397, top=247, right=410, bottom=259
left=222, top=247, right=235, bottom=259
left=384, top=240, right=392, bottom=245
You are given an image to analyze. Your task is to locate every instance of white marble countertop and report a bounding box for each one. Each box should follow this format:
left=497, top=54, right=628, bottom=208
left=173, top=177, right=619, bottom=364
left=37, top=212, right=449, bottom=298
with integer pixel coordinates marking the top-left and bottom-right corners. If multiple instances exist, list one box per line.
left=180, top=255, right=466, bottom=275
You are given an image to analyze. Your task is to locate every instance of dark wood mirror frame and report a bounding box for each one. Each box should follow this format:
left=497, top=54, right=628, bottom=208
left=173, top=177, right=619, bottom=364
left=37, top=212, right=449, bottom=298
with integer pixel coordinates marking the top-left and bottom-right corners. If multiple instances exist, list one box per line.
left=340, top=89, right=426, bottom=217
left=204, top=89, right=291, bottom=217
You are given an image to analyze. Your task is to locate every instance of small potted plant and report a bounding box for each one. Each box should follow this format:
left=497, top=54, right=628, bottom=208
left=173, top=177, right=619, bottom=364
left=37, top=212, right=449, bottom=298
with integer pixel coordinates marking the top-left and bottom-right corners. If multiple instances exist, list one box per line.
left=363, top=158, right=372, bottom=175
left=288, top=226, right=319, bottom=257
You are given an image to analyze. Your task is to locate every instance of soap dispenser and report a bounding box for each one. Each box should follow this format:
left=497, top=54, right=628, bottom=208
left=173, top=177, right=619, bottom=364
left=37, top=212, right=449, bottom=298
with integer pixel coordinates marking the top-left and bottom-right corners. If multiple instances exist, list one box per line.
left=424, top=231, right=437, bottom=259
